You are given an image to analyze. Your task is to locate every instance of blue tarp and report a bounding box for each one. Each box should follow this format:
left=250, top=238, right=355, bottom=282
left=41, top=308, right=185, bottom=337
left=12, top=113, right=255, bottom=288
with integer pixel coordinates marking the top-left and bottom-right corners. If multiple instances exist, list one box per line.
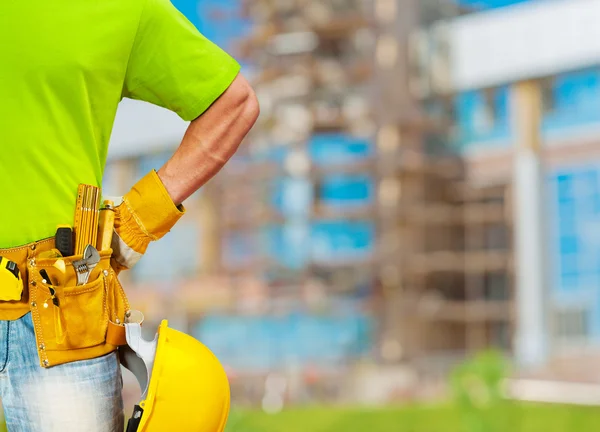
left=195, top=313, right=374, bottom=370
left=308, top=134, right=373, bottom=166
left=458, top=0, right=530, bottom=10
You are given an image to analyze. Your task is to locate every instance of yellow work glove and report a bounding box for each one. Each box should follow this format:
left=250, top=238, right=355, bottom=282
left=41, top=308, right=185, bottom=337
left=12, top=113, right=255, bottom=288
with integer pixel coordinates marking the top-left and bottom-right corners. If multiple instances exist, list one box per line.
left=110, top=170, right=185, bottom=274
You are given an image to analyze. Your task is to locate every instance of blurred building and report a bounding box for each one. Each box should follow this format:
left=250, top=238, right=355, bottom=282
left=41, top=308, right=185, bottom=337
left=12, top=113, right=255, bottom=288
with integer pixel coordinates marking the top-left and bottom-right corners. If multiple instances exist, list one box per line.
left=106, top=0, right=600, bottom=406
left=439, top=0, right=600, bottom=384
left=449, top=0, right=600, bottom=351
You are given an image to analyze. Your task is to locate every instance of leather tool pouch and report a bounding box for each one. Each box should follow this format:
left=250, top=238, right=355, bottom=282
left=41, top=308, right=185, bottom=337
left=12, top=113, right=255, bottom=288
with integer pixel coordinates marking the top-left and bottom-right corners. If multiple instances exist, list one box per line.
left=28, top=247, right=129, bottom=352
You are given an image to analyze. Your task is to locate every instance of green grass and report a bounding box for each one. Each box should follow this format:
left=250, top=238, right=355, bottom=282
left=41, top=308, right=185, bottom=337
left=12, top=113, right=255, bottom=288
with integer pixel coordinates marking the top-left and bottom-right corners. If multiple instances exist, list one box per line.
left=0, top=403, right=598, bottom=431
left=224, top=404, right=600, bottom=432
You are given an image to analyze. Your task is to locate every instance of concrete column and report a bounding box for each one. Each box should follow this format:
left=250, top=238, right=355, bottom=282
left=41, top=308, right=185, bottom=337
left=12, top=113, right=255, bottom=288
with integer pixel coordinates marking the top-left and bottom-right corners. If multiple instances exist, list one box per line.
left=198, top=185, right=221, bottom=275
left=512, top=80, right=549, bottom=367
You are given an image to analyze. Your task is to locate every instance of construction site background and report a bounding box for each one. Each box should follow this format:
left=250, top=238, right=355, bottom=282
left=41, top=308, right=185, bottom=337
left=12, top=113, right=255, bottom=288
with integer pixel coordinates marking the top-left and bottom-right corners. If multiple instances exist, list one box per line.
left=103, top=0, right=600, bottom=414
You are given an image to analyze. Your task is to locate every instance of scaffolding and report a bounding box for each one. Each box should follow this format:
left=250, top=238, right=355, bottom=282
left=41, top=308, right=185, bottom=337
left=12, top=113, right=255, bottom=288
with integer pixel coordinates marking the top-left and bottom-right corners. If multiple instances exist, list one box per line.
left=101, top=0, right=600, bottom=407
left=198, top=0, right=514, bottom=402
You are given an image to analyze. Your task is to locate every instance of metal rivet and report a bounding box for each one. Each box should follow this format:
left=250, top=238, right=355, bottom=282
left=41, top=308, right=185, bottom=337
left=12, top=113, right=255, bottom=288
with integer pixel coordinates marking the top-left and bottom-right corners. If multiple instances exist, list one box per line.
left=103, top=270, right=109, bottom=277
left=31, top=281, right=36, bottom=287
left=43, top=302, right=48, bottom=309
left=31, top=244, right=36, bottom=250
left=39, top=343, right=45, bottom=350
left=30, top=301, right=36, bottom=307
left=115, top=318, right=121, bottom=324
left=125, top=311, right=131, bottom=318
left=42, top=359, right=49, bottom=367
left=29, top=259, right=35, bottom=267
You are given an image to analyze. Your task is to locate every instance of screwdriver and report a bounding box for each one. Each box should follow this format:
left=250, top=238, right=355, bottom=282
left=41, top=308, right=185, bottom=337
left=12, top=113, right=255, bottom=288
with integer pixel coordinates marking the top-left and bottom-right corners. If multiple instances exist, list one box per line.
left=39, top=269, right=59, bottom=307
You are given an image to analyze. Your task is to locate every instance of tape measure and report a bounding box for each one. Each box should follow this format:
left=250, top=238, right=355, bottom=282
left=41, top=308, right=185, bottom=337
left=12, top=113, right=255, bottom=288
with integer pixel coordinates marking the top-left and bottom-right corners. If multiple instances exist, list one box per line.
left=0, top=257, right=23, bottom=301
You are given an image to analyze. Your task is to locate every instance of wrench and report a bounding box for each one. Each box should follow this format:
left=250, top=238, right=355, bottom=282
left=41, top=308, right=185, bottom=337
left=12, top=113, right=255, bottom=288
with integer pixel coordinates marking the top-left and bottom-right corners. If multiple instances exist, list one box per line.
left=72, top=244, right=101, bottom=285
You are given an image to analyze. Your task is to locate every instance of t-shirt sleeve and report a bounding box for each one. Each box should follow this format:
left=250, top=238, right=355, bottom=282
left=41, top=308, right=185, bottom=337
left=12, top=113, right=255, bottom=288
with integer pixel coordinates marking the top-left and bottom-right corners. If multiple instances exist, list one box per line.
left=123, top=0, right=241, bottom=121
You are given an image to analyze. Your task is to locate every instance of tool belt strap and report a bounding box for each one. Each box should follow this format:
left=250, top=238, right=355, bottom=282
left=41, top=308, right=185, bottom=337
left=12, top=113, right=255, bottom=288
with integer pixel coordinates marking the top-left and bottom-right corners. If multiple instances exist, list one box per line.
left=106, top=320, right=128, bottom=346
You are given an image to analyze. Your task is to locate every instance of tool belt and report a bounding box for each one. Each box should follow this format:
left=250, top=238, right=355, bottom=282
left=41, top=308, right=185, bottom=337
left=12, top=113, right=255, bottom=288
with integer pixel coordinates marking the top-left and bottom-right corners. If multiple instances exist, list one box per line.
left=0, top=237, right=129, bottom=368
left=0, top=171, right=185, bottom=368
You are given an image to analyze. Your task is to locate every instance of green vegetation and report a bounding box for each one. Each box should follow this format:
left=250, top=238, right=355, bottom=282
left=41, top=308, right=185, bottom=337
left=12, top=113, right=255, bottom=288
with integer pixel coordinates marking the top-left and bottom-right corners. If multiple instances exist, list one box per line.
left=225, top=404, right=600, bottom=432
left=0, top=352, right=597, bottom=431
left=450, top=350, right=514, bottom=432
left=225, top=351, right=600, bottom=432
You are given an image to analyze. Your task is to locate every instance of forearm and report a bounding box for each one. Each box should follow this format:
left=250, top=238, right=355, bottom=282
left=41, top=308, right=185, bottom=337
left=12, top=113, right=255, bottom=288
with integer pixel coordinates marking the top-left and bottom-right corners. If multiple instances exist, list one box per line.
left=156, top=74, right=259, bottom=206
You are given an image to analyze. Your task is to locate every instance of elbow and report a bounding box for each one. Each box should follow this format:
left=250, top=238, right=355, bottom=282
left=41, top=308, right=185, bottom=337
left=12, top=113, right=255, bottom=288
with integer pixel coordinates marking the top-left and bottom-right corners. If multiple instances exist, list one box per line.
left=229, top=74, right=260, bottom=129
left=246, top=89, right=260, bottom=127
left=239, top=79, right=260, bottom=128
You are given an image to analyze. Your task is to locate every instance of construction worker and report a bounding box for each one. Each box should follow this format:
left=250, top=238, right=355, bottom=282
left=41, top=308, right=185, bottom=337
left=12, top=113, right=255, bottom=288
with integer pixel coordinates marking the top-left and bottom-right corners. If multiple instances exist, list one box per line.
left=0, top=0, right=258, bottom=430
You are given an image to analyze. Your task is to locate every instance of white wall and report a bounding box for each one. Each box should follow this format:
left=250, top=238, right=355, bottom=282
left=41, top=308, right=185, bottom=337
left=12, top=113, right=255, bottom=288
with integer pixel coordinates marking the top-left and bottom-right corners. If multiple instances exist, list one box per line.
left=448, top=0, right=600, bottom=91
left=107, top=99, right=188, bottom=160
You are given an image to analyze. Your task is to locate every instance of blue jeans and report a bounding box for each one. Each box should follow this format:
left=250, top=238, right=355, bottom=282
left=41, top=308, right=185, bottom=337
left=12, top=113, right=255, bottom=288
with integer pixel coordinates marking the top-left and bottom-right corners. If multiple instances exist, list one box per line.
left=0, top=313, right=124, bottom=432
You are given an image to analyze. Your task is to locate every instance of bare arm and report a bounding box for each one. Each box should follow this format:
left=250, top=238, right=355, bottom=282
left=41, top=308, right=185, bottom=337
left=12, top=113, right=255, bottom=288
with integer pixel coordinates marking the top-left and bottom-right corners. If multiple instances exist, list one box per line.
left=156, top=73, right=259, bottom=206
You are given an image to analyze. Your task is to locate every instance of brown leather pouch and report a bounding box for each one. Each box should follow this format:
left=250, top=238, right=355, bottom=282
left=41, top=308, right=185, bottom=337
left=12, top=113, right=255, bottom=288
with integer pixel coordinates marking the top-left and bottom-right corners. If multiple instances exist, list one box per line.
left=29, top=247, right=130, bottom=352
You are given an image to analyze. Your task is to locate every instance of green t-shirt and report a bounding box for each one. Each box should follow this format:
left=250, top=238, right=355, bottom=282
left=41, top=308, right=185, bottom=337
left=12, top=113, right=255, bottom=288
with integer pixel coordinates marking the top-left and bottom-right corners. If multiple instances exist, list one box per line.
left=0, top=0, right=240, bottom=248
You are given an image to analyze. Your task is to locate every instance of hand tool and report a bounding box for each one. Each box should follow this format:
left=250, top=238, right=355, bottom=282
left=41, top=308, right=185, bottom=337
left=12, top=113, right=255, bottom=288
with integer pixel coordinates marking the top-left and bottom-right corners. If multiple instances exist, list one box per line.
left=91, top=188, right=100, bottom=251
left=39, top=268, right=64, bottom=344
left=73, top=185, right=85, bottom=255
left=55, top=226, right=74, bottom=257
left=38, top=248, right=63, bottom=259
left=40, top=269, right=66, bottom=344
left=53, top=259, right=66, bottom=274
left=73, top=184, right=101, bottom=255
left=39, top=269, right=52, bottom=284
left=39, top=269, right=59, bottom=307
left=0, top=257, right=23, bottom=301
left=72, top=244, right=101, bottom=285
left=97, top=200, right=115, bottom=251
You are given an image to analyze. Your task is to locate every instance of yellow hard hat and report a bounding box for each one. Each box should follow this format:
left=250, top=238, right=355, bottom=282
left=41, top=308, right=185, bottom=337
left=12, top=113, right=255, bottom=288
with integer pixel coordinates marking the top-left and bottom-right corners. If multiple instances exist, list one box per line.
left=121, top=319, right=230, bottom=432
